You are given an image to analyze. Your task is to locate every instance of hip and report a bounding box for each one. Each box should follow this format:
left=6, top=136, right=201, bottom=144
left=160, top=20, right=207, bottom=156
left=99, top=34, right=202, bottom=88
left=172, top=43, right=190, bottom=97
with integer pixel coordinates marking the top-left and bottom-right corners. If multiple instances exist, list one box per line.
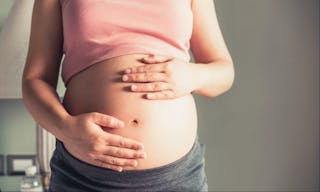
left=49, top=135, right=208, bottom=192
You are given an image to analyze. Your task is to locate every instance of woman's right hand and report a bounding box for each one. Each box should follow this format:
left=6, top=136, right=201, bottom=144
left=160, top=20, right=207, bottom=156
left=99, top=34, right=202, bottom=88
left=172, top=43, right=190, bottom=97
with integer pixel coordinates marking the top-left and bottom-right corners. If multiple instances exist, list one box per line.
left=60, top=112, right=147, bottom=172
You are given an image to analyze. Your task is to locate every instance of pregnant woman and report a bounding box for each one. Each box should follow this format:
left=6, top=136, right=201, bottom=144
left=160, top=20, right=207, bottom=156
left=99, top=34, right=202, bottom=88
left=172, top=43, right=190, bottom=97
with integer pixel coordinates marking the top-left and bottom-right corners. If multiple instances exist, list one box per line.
left=22, top=0, right=234, bottom=191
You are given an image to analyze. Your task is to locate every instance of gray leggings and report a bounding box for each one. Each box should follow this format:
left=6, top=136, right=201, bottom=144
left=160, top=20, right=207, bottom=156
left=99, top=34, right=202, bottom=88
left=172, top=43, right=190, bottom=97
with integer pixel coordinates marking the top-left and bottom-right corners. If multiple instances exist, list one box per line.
left=49, top=135, right=208, bottom=192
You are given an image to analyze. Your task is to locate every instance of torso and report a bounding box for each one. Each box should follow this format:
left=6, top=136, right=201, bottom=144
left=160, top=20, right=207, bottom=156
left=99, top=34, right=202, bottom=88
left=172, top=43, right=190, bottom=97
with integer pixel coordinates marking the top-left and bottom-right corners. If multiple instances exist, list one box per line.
left=62, top=53, right=198, bottom=170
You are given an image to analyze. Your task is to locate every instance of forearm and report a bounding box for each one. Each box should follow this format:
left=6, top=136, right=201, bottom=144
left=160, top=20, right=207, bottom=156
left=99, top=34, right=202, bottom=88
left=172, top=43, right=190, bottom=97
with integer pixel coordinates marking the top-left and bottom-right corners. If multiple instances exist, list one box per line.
left=22, top=78, right=70, bottom=141
left=193, top=60, right=235, bottom=98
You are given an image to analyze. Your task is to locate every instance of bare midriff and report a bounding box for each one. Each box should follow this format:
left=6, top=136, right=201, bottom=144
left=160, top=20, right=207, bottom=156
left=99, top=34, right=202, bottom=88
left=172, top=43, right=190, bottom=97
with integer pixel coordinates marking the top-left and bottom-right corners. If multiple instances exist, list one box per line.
left=62, top=53, right=198, bottom=170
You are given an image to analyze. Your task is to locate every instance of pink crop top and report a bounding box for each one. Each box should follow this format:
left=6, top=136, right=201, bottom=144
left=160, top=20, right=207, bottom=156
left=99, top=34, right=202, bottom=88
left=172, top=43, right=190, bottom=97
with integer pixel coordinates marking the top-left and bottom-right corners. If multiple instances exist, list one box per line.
left=60, top=0, right=193, bottom=85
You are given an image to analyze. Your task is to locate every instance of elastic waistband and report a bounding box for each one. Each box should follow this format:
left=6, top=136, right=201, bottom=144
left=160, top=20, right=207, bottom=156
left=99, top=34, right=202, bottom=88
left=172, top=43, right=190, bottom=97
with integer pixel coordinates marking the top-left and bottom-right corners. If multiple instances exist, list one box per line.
left=55, top=135, right=205, bottom=186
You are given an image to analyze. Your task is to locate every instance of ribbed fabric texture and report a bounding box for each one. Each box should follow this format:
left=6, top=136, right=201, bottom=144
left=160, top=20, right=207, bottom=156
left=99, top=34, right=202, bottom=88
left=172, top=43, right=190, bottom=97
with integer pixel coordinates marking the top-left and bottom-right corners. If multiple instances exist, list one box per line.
left=59, top=0, right=193, bottom=85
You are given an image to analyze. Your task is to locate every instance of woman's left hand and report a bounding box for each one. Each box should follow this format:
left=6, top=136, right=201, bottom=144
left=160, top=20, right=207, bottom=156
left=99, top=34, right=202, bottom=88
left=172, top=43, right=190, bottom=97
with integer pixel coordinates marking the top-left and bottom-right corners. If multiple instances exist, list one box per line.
left=122, top=55, right=203, bottom=100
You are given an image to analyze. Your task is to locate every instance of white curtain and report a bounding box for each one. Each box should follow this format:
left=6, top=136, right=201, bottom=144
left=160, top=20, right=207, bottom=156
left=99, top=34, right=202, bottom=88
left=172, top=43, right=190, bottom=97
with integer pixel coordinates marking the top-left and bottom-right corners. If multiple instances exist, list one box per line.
left=36, top=124, right=56, bottom=191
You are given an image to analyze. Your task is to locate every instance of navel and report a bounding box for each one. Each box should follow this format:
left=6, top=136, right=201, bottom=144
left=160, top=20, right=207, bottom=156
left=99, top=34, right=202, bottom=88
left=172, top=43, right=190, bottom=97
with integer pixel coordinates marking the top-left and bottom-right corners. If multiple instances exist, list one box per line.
left=130, top=118, right=139, bottom=126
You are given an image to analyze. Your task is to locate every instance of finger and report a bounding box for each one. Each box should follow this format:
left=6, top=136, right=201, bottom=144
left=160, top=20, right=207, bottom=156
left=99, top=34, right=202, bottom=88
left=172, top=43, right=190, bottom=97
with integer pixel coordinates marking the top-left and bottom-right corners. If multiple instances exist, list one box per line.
left=105, top=134, right=144, bottom=150
left=146, top=90, right=175, bottom=100
left=131, top=82, right=170, bottom=92
left=103, top=145, right=147, bottom=159
left=93, top=159, right=123, bottom=172
left=95, top=155, right=138, bottom=167
left=125, top=63, right=169, bottom=74
left=122, top=73, right=167, bottom=82
left=140, top=54, right=173, bottom=64
left=90, top=112, right=125, bottom=128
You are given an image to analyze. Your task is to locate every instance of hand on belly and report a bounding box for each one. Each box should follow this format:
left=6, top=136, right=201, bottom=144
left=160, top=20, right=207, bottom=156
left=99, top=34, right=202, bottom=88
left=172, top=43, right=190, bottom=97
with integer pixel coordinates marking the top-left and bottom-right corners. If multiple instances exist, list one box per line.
left=62, top=54, right=198, bottom=170
left=60, top=112, right=147, bottom=172
left=121, top=54, right=202, bottom=100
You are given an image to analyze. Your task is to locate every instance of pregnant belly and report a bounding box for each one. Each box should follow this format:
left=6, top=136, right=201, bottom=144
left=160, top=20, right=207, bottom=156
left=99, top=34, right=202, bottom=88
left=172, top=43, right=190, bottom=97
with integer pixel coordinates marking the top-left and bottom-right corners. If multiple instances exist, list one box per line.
left=62, top=53, right=198, bottom=170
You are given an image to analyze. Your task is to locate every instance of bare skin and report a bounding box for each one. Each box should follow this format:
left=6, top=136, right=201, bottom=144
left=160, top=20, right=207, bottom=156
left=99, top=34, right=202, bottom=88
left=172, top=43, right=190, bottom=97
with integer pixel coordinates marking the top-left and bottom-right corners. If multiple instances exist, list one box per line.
left=22, top=0, right=234, bottom=172
left=61, top=53, right=198, bottom=170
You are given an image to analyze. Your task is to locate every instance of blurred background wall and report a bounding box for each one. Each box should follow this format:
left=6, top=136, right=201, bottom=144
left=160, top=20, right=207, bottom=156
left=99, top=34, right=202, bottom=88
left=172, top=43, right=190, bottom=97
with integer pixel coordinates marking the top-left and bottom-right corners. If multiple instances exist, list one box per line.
left=0, top=0, right=319, bottom=191
left=195, top=0, right=319, bottom=191
left=0, top=0, right=14, bottom=31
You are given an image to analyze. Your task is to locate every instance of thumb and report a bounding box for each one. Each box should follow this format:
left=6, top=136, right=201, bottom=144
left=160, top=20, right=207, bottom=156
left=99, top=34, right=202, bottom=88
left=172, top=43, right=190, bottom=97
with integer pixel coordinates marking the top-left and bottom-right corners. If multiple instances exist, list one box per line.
left=90, top=112, right=125, bottom=129
left=140, top=54, right=173, bottom=64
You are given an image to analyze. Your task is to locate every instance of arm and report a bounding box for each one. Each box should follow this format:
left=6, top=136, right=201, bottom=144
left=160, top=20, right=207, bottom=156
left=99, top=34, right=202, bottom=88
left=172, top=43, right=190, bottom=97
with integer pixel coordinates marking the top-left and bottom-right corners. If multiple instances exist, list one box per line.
left=190, top=0, right=235, bottom=98
left=22, top=0, right=146, bottom=172
left=121, top=0, right=235, bottom=100
left=22, top=0, right=68, bottom=141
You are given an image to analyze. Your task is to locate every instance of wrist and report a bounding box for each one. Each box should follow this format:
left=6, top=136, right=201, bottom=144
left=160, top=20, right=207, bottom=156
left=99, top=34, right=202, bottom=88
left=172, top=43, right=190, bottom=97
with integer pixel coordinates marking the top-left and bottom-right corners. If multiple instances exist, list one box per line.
left=56, top=113, right=75, bottom=142
left=192, top=63, right=210, bottom=93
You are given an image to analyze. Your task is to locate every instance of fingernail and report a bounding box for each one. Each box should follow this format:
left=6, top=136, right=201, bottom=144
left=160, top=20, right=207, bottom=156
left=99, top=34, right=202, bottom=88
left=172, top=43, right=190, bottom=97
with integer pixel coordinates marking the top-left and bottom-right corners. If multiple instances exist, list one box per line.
left=147, top=94, right=152, bottom=99
left=122, top=75, right=128, bottom=81
left=133, top=161, right=138, bottom=167
left=118, top=167, right=123, bottom=172
left=131, top=84, right=136, bottom=90
left=125, top=69, right=131, bottom=73
left=120, top=121, right=125, bottom=127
